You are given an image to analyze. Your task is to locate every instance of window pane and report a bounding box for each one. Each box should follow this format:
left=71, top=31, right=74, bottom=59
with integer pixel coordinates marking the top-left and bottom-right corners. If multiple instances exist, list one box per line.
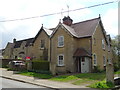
left=41, top=40, right=45, bottom=48
left=103, top=56, right=106, bottom=66
left=58, top=55, right=64, bottom=66
left=58, top=36, right=64, bottom=47
left=93, top=54, right=96, bottom=65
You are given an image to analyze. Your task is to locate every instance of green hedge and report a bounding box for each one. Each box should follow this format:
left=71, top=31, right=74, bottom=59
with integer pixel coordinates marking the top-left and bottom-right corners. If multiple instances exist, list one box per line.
left=32, top=60, right=49, bottom=71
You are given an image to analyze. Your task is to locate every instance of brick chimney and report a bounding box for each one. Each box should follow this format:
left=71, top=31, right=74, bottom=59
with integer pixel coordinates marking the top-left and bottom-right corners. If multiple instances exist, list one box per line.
left=13, top=38, right=16, bottom=43
left=62, top=16, right=73, bottom=26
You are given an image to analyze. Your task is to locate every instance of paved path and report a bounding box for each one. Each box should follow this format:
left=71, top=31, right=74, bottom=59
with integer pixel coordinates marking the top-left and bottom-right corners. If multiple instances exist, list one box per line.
left=1, top=77, right=52, bottom=89
left=0, top=68, right=89, bottom=89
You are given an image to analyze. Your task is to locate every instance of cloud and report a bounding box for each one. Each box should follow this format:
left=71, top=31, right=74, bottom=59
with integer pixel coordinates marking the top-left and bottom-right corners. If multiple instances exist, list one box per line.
left=102, top=8, right=118, bottom=37
left=0, top=0, right=117, bottom=48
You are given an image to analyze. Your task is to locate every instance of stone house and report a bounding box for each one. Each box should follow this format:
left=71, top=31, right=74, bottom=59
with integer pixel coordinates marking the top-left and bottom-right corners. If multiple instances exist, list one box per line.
left=32, top=26, right=53, bottom=60
left=3, top=38, right=34, bottom=59
left=3, top=42, right=14, bottom=59
left=50, top=16, right=113, bottom=74
left=3, top=16, right=113, bottom=75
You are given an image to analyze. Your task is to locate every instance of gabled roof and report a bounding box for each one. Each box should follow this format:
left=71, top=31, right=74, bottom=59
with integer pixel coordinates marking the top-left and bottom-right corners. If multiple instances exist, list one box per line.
left=71, top=17, right=100, bottom=38
left=73, top=48, right=91, bottom=57
left=33, top=26, right=53, bottom=43
left=43, top=27, right=53, bottom=36
left=5, top=42, right=14, bottom=49
left=51, top=17, right=100, bottom=38
left=14, top=38, right=34, bottom=48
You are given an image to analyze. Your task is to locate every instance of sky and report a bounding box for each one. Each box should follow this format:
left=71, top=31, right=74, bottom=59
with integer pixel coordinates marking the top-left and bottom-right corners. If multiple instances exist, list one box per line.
left=0, top=0, right=118, bottom=49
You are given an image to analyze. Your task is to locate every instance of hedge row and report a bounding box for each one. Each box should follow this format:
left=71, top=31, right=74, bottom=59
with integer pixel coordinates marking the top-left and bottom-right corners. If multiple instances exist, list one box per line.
left=32, top=60, right=49, bottom=71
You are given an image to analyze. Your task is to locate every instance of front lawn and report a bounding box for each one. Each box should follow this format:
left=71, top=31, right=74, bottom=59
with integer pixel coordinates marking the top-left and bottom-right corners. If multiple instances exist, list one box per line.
left=50, top=73, right=106, bottom=85
left=17, top=71, right=53, bottom=79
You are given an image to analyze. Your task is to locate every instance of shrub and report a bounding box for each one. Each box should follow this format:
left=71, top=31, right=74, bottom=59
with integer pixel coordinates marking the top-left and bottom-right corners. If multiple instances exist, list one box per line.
left=32, top=60, right=49, bottom=72
left=93, top=66, right=104, bottom=73
left=89, top=80, right=115, bottom=89
left=113, top=63, right=119, bottom=72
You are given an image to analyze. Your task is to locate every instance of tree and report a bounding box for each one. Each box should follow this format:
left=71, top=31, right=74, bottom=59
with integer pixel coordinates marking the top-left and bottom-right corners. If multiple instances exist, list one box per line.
left=111, top=35, right=120, bottom=70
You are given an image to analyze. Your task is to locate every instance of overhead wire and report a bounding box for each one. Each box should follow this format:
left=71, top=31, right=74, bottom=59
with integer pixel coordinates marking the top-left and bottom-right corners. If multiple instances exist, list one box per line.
left=0, top=0, right=118, bottom=22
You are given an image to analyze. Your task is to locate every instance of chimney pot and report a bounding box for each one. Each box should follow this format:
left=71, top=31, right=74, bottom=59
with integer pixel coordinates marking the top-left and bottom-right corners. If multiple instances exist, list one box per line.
left=13, top=38, right=16, bottom=43
left=62, top=16, right=73, bottom=26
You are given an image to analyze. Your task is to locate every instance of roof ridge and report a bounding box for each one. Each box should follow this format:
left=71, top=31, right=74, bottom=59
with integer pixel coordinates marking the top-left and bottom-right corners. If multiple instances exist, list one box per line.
left=72, top=17, right=100, bottom=25
left=16, top=37, right=34, bottom=42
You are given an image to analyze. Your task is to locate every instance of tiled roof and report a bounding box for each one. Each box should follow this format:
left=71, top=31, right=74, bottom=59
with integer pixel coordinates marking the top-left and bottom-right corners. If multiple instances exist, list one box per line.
left=63, top=17, right=100, bottom=38
left=14, top=38, right=34, bottom=48
left=43, top=27, right=53, bottom=36
left=51, top=17, right=100, bottom=38
left=73, top=48, right=91, bottom=57
left=71, top=17, right=100, bottom=38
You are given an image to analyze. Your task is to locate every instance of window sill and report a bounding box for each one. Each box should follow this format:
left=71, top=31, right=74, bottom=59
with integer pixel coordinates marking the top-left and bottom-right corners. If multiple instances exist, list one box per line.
left=102, top=48, right=105, bottom=51
left=57, top=46, right=64, bottom=48
left=93, top=64, right=97, bottom=66
left=40, top=48, right=45, bottom=50
left=57, top=65, right=65, bottom=67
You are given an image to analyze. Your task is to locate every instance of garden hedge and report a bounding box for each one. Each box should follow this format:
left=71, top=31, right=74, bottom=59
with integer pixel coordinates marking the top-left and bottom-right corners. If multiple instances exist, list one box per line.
left=32, top=60, right=49, bottom=71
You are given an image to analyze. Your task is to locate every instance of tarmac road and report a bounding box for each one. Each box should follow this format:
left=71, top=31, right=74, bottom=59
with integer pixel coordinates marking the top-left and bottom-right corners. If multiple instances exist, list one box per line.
left=1, top=77, right=54, bottom=90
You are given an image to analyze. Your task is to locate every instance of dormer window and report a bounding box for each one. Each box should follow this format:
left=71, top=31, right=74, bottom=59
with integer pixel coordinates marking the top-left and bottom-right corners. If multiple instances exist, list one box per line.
left=58, top=36, right=64, bottom=47
left=102, top=39, right=105, bottom=49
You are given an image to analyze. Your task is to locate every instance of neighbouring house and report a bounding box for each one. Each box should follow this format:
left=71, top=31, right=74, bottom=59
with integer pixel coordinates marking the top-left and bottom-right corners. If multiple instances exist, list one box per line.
left=3, top=15, right=113, bottom=75
left=3, top=42, right=14, bottom=59
left=3, top=38, right=34, bottom=60
left=13, top=38, right=34, bottom=59
left=32, top=25, right=53, bottom=60
left=0, top=49, right=5, bottom=59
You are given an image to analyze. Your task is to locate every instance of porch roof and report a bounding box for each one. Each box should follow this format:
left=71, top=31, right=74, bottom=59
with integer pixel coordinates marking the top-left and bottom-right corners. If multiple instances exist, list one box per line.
left=73, top=48, right=91, bottom=57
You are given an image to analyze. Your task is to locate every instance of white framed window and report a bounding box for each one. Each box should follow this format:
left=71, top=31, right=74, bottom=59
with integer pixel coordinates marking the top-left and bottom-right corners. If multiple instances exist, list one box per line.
left=102, top=39, right=105, bottom=49
left=93, top=53, right=97, bottom=66
left=40, top=40, right=45, bottom=49
left=58, top=36, right=64, bottom=47
left=103, top=56, right=106, bottom=66
left=108, top=57, right=112, bottom=64
left=58, top=54, right=64, bottom=66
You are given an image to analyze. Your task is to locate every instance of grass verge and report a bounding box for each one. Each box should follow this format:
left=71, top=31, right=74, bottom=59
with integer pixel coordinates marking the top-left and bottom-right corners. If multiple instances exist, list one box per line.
left=50, top=73, right=106, bottom=83
left=17, top=71, right=53, bottom=79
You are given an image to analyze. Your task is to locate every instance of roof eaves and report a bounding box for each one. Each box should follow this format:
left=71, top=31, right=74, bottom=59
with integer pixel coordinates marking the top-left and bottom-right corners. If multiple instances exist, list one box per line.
left=62, top=24, right=77, bottom=38
left=76, top=35, right=91, bottom=39
left=92, top=18, right=101, bottom=37
left=43, top=27, right=53, bottom=37
left=99, top=20, right=108, bottom=45
left=50, top=22, right=61, bottom=38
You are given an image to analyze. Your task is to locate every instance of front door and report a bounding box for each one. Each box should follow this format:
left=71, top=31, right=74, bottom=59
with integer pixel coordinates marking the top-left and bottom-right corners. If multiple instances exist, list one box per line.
left=76, top=57, right=81, bottom=72
left=81, top=57, right=90, bottom=73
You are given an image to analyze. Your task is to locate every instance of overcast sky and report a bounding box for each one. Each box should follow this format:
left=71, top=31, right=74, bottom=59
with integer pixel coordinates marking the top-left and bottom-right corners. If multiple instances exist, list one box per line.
left=0, top=0, right=118, bottom=49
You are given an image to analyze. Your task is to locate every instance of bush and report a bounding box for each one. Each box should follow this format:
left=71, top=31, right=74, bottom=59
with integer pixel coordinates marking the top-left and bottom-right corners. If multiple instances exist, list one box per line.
left=93, top=66, right=104, bottom=73
left=32, top=60, right=49, bottom=72
left=89, top=80, right=115, bottom=89
left=114, top=63, right=119, bottom=72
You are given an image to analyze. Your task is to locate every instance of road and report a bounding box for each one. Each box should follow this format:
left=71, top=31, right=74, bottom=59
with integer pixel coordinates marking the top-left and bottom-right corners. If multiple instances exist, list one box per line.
left=1, top=77, right=54, bottom=90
